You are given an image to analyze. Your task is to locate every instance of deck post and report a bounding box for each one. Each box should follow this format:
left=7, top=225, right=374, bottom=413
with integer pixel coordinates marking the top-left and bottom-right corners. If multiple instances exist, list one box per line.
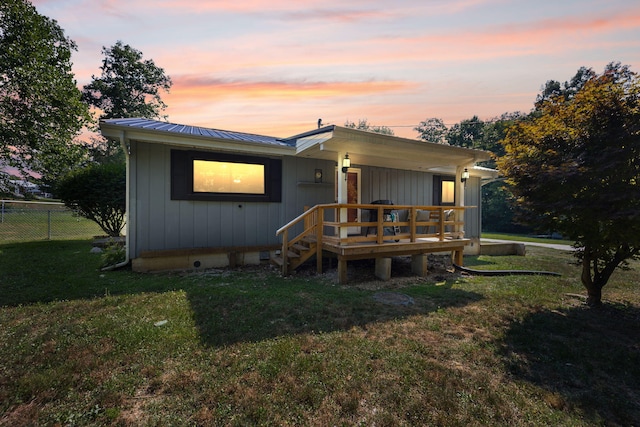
left=338, top=258, right=348, bottom=284
left=282, top=229, right=289, bottom=276
left=453, top=247, right=464, bottom=266
left=375, top=257, right=392, bottom=281
left=411, top=254, right=428, bottom=276
left=409, top=207, right=417, bottom=242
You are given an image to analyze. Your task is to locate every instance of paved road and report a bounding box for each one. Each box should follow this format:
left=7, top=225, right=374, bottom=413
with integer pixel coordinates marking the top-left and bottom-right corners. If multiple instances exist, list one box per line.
left=482, top=238, right=574, bottom=251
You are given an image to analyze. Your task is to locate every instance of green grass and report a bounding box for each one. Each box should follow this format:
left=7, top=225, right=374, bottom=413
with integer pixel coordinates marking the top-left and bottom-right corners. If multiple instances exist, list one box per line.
left=0, top=209, right=102, bottom=242
left=1, top=240, right=639, bottom=425
left=482, top=232, right=574, bottom=245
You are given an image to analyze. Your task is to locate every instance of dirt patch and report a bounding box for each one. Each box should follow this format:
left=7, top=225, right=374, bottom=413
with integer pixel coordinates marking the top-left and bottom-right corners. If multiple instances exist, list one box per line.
left=372, top=292, right=415, bottom=306
left=283, top=254, right=462, bottom=290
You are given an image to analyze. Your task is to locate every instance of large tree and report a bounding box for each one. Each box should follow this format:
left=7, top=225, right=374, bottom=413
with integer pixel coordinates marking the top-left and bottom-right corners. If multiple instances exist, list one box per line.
left=82, top=41, right=172, bottom=161
left=475, top=113, right=527, bottom=233
left=0, top=0, right=89, bottom=185
left=415, top=118, right=448, bottom=144
left=83, top=41, right=172, bottom=121
left=446, top=115, right=485, bottom=149
left=534, top=66, right=596, bottom=108
left=499, top=64, right=640, bottom=306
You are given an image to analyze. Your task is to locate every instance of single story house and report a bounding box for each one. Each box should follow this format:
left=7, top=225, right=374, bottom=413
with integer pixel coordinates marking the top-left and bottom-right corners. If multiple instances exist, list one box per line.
left=100, top=118, right=497, bottom=282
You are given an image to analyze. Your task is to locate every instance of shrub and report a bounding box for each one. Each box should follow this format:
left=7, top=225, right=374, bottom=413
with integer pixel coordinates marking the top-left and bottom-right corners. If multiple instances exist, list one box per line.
left=57, top=163, right=125, bottom=237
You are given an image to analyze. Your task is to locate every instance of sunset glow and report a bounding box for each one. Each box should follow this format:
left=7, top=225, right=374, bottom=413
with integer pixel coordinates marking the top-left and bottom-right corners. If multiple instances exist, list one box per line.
left=32, top=0, right=640, bottom=138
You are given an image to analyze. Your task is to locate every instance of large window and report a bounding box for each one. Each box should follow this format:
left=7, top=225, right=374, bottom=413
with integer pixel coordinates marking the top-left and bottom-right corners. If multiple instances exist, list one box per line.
left=171, top=150, right=282, bottom=202
left=193, top=160, right=265, bottom=194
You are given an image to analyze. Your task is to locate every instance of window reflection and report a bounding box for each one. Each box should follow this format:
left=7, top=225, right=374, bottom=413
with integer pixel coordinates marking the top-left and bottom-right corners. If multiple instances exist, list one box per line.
left=193, top=160, right=265, bottom=194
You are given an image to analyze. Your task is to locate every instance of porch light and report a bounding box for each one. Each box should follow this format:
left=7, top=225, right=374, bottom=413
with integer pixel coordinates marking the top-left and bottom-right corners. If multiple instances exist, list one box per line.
left=461, top=168, right=470, bottom=185
left=342, top=153, right=351, bottom=180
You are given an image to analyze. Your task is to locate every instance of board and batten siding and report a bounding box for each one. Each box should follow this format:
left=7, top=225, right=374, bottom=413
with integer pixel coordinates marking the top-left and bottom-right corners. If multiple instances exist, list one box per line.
left=360, top=166, right=433, bottom=206
left=130, top=142, right=336, bottom=258
left=359, top=165, right=481, bottom=238
left=129, top=142, right=483, bottom=259
left=464, top=176, right=481, bottom=238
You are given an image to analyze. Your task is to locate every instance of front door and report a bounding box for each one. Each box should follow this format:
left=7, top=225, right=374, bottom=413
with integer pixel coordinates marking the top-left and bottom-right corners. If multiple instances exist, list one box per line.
left=347, top=169, right=361, bottom=234
left=336, top=167, right=361, bottom=234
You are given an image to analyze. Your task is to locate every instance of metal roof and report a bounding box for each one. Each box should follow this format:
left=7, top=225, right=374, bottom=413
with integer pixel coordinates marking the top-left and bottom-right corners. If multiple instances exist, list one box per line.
left=100, top=118, right=294, bottom=147
left=99, top=118, right=497, bottom=177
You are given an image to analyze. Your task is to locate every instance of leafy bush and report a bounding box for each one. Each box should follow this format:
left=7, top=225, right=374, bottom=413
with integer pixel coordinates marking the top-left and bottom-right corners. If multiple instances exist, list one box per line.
left=100, top=240, right=126, bottom=268
left=57, top=162, right=125, bottom=237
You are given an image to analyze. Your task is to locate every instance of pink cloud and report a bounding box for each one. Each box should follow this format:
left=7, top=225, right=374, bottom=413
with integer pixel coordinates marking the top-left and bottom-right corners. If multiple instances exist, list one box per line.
left=111, top=0, right=499, bottom=17
left=152, top=6, right=640, bottom=82
left=283, top=8, right=397, bottom=23
left=169, top=76, right=415, bottom=101
left=161, top=77, right=420, bottom=137
left=383, top=9, right=640, bottom=61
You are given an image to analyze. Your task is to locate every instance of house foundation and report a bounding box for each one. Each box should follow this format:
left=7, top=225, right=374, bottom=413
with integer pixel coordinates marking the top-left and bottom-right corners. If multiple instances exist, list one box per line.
left=132, top=245, right=278, bottom=273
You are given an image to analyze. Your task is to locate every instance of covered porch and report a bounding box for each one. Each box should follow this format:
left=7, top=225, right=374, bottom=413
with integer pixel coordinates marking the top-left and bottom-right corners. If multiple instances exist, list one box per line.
left=274, top=203, right=471, bottom=284
left=275, top=126, right=497, bottom=283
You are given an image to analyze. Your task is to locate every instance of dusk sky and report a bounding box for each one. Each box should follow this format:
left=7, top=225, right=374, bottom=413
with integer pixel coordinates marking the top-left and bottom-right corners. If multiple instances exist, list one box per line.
left=32, top=0, right=640, bottom=139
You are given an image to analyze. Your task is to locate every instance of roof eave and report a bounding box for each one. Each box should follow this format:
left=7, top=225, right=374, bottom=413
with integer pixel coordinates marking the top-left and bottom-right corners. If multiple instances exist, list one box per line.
left=292, top=125, right=493, bottom=172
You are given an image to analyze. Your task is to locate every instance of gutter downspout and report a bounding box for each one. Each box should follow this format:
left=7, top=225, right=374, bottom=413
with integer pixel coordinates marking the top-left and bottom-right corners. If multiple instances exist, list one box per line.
left=102, top=130, right=131, bottom=271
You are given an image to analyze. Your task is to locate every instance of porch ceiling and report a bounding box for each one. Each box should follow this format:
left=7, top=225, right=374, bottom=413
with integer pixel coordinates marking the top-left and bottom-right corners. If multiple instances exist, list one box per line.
left=293, top=126, right=493, bottom=175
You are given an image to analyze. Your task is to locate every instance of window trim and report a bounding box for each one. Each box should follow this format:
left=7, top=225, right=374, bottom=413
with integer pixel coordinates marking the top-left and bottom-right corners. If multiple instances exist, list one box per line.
left=171, top=150, right=282, bottom=202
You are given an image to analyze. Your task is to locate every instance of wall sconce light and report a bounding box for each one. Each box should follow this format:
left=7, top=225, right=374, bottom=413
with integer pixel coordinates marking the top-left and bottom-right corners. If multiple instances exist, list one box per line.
left=342, top=153, right=351, bottom=180
left=461, top=167, right=470, bottom=185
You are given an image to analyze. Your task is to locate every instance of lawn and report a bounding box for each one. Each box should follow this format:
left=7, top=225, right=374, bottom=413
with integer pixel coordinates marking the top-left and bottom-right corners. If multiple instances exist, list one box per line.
left=0, top=206, right=102, bottom=241
left=481, top=232, right=574, bottom=245
left=1, top=240, right=639, bottom=426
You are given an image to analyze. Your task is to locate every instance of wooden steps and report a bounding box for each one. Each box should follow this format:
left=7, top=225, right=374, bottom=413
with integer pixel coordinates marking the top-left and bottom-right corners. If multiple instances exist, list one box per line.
left=270, top=234, right=318, bottom=272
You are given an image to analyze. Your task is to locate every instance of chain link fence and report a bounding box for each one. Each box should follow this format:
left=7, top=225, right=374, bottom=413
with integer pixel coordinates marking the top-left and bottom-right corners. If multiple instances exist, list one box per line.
left=0, top=200, right=103, bottom=242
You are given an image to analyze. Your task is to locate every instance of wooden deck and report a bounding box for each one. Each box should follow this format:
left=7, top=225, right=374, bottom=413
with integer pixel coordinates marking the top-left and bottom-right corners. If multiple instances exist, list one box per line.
left=274, top=203, right=471, bottom=283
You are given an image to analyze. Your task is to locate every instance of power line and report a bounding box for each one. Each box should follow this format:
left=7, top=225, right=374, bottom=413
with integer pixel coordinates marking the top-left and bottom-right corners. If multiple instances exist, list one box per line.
left=333, top=117, right=510, bottom=130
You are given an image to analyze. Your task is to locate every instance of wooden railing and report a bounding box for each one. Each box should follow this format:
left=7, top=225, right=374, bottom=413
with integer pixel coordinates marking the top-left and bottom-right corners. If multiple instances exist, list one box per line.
left=275, top=204, right=469, bottom=273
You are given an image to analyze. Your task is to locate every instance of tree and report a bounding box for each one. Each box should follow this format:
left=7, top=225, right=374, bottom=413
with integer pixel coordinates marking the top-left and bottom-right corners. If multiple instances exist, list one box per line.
left=499, top=64, right=640, bottom=306
left=344, top=119, right=394, bottom=135
left=83, top=41, right=172, bottom=120
left=438, top=113, right=527, bottom=233
left=0, top=0, right=90, bottom=185
left=82, top=41, right=172, bottom=161
left=534, top=66, right=595, bottom=108
left=415, top=118, right=448, bottom=143
left=476, top=112, right=523, bottom=160
left=476, top=112, right=528, bottom=233
left=481, top=181, right=530, bottom=234
left=446, top=115, right=485, bottom=148
left=57, top=162, right=126, bottom=237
